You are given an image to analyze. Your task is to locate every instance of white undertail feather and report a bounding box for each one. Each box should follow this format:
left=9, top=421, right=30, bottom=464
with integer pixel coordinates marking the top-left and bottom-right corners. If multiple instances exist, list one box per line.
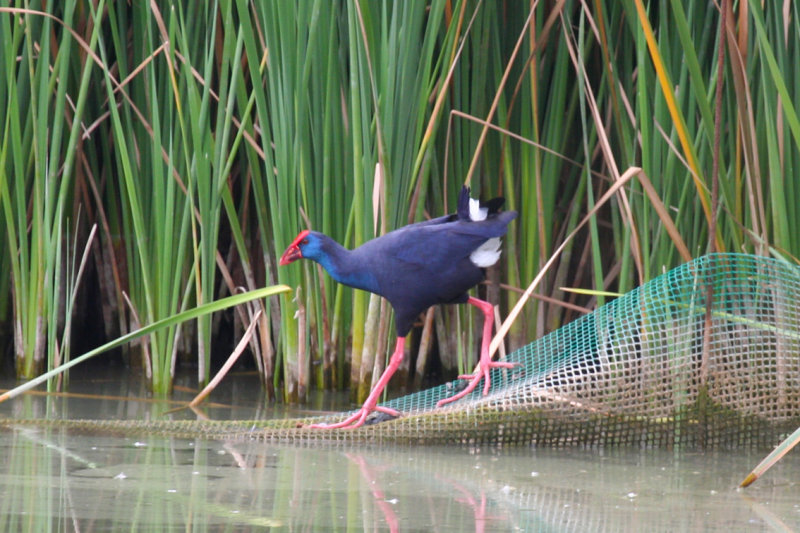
left=470, top=237, right=502, bottom=267
left=468, top=194, right=501, bottom=267
left=469, top=198, right=488, bottom=221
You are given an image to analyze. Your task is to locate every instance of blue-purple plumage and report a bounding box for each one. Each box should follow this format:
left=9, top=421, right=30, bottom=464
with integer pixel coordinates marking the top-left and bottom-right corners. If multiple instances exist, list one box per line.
left=282, top=186, right=517, bottom=336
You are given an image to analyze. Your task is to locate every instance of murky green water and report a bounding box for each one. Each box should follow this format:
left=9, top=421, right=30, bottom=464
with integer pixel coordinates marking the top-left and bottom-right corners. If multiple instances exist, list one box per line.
left=1, top=371, right=799, bottom=532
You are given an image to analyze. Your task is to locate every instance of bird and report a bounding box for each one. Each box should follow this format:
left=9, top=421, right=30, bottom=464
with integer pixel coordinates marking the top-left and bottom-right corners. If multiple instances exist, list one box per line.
left=279, top=185, right=517, bottom=429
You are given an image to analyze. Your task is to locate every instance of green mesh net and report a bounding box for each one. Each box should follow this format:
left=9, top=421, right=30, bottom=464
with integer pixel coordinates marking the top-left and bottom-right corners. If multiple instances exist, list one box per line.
left=5, top=253, right=800, bottom=448
left=329, top=252, right=800, bottom=448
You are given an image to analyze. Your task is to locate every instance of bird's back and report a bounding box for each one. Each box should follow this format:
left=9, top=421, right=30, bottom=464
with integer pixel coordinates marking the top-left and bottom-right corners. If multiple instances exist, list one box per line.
left=354, top=187, right=516, bottom=335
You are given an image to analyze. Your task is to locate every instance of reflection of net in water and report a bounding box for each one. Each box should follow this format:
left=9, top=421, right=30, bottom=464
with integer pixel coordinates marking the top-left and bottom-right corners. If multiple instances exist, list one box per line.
left=7, top=253, right=800, bottom=448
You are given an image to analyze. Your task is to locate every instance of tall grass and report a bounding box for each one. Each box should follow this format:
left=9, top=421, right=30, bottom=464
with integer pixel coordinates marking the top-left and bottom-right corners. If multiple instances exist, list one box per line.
left=95, top=1, right=199, bottom=394
left=1, top=1, right=800, bottom=404
left=0, top=2, right=101, bottom=379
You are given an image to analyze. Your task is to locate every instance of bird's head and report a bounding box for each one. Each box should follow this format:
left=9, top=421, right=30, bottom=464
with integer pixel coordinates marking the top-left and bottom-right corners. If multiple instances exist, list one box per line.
left=279, top=230, right=320, bottom=265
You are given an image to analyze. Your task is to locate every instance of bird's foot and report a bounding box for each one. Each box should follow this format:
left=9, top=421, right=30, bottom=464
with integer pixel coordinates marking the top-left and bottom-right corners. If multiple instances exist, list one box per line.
left=307, top=405, right=401, bottom=430
left=436, top=359, right=518, bottom=407
left=309, top=336, right=408, bottom=429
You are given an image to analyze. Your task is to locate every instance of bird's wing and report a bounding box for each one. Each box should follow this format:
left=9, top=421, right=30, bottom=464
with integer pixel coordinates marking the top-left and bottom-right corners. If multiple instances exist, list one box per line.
left=357, top=209, right=516, bottom=275
left=400, top=213, right=457, bottom=229
left=389, top=218, right=512, bottom=269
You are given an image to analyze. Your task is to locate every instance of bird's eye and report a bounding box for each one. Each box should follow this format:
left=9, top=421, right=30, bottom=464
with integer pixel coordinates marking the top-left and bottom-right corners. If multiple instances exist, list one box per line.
left=301, top=239, right=309, bottom=245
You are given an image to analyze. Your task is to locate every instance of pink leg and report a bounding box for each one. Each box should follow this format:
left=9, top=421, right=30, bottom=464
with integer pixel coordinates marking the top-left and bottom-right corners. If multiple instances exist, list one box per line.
left=309, top=337, right=405, bottom=429
left=437, top=297, right=517, bottom=407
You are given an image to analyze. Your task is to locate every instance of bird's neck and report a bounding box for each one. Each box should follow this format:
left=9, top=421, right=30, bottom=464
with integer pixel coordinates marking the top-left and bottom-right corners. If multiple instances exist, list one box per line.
left=313, top=238, right=379, bottom=294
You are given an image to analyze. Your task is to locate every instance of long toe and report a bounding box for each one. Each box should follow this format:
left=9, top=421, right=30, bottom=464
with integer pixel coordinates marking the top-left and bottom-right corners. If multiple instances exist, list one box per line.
left=437, top=360, right=520, bottom=407
left=307, top=405, right=401, bottom=430
left=437, top=375, right=482, bottom=407
left=455, top=361, right=516, bottom=380
left=308, top=409, right=368, bottom=429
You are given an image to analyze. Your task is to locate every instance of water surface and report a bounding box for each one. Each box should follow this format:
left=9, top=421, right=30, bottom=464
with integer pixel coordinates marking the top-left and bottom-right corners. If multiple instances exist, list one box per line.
left=1, top=371, right=798, bottom=531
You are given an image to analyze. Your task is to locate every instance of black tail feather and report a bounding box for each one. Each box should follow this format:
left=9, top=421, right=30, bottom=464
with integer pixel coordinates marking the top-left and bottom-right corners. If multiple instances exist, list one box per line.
left=482, top=196, right=505, bottom=214
left=457, top=185, right=506, bottom=220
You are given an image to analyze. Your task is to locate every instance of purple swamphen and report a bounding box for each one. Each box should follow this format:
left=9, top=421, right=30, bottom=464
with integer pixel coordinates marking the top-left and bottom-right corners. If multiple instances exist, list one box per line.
left=280, top=186, right=517, bottom=428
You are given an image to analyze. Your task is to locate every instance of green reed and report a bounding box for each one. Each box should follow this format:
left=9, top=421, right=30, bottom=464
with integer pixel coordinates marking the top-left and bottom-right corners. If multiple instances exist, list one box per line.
left=2, top=1, right=800, bottom=405
left=0, top=1, right=101, bottom=379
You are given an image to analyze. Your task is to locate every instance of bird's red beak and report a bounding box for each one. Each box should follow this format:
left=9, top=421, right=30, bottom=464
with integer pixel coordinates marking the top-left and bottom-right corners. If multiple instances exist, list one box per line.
left=279, top=245, right=302, bottom=265
left=279, top=230, right=310, bottom=266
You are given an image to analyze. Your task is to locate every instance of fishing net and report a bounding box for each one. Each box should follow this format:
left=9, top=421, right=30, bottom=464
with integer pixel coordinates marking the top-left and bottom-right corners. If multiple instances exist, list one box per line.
left=5, top=253, right=800, bottom=448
